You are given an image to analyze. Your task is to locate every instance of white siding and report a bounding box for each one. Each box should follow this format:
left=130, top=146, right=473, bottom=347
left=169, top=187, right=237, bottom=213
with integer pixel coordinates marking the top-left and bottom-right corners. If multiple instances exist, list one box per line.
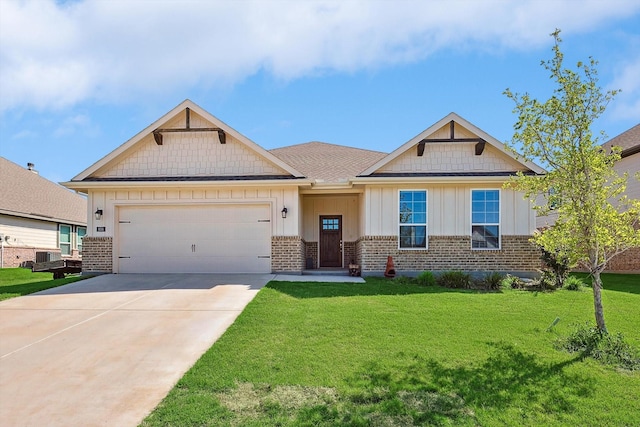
left=96, top=133, right=287, bottom=178
left=377, top=144, right=527, bottom=174
left=364, top=185, right=534, bottom=236
left=301, top=195, right=360, bottom=241
left=615, top=153, right=640, bottom=201
left=88, top=186, right=300, bottom=239
left=0, top=215, right=58, bottom=249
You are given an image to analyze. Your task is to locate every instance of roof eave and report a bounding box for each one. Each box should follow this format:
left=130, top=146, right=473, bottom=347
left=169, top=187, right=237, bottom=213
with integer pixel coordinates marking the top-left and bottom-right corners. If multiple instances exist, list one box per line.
left=351, top=175, right=539, bottom=185
left=0, top=209, right=86, bottom=226
left=62, top=177, right=314, bottom=192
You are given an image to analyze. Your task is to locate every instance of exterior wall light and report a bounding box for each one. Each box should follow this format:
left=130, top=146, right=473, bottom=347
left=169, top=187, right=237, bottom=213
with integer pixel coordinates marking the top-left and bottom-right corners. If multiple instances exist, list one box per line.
left=281, top=207, right=288, bottom=219
left=95, top=209, right=103, bottom=220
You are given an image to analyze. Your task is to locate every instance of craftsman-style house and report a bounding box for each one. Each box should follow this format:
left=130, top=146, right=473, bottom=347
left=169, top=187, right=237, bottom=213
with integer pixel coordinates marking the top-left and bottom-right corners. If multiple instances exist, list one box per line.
left=64, top=100, right=544, bottom=275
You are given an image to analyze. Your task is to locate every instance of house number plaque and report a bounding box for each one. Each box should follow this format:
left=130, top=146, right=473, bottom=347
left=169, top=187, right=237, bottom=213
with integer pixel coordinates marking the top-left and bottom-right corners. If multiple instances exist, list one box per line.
left=96, top=227, right=106, bottom=232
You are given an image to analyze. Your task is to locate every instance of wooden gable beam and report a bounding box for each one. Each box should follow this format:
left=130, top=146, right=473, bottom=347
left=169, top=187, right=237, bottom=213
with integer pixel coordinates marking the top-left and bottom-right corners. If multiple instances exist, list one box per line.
left=153, top=108, right=226, bottom=145
left=417, top=120, right=486, bottom=156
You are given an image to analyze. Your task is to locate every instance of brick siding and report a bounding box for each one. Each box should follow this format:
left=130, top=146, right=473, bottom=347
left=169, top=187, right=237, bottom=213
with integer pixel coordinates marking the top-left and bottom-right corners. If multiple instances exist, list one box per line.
left=271, top=236, right=305, bottom=273
left=343, top=241, right=356, bottom=266
left=1, top=247, right=79, bottom=268
left=356, top=235, right=540, bottom=273
left=605, top=247, right=640, bottom=272
left=82, top=236, right=113, bottom=273
left=305, top=241, right=318, bottom=269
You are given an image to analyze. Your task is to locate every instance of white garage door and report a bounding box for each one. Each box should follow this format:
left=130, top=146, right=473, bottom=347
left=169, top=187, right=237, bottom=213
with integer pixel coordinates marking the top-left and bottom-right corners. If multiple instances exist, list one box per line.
left=117, top=204, right=271, bottom=273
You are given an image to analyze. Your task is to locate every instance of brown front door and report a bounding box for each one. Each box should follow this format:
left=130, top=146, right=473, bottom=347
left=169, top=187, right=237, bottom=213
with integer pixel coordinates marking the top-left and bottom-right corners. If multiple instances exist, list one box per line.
left=319, top=215, right=342, bottom=267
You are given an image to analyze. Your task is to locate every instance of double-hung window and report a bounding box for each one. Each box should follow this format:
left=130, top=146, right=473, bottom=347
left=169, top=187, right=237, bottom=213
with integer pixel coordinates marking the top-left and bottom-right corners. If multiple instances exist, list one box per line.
left=471, top=189, right=500, bottom=249
left=59, top=225, right=72, bottom=255
left=77, top=226, right=86, bottom=254
left=399, top=190, right=427, bottom=249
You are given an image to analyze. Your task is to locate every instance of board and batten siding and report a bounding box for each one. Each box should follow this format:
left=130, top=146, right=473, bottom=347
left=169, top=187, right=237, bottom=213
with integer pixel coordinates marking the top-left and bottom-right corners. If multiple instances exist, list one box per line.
left=0, top=215, right=58, bottom=249
left=88, top=186, right=300, bottom=238
left=363, top=185, right=535, bottom=237
left=301, top=195, right=360, bottom=242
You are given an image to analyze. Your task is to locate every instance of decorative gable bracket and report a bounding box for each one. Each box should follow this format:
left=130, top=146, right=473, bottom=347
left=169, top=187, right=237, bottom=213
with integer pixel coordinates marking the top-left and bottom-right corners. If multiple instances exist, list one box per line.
left=417, top=120, right=486, bottom=156
left=152, top=107, right=226, bottom=145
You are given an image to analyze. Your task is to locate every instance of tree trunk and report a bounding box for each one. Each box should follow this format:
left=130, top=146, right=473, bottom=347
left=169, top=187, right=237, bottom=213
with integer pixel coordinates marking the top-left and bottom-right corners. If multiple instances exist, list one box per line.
left=592, top=270, right=607, bottom=334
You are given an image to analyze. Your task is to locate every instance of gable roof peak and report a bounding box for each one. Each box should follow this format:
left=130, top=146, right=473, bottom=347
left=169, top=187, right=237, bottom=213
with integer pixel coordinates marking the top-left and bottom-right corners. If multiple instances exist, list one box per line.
left=70, top=100, right=305, bottom=181
left=359, top=112, right=545, bottom=176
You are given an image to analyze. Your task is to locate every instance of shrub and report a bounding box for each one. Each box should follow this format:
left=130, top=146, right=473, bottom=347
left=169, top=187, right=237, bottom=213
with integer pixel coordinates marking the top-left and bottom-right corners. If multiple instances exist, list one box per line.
left=502, top=274, right=526, bottom=289
left=480, top=272, right=505, bottom=291
left=532, top=270, right=557, bottom=291
left=437, top=271, right=472, bottom=289
left=557, top=322, right=640, bottom=370
left=540, top=247, right=571, bottom=288
left=563, top=276, right=585, bottom=291
left=416, top=271, right=436, bottom=287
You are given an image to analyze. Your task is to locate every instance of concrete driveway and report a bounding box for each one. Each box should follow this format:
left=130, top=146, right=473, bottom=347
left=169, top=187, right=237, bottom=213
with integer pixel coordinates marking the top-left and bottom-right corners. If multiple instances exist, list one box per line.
left=0, top=273, right=274, bottom=427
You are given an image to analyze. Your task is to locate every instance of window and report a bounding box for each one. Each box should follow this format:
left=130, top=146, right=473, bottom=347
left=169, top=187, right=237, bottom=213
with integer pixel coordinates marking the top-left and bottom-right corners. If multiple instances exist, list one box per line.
left=59, top=225, right=71, bottom=255
left=77, top=226, right=86, bottom=254
left=471, top=189, right=500, bottom=249
left=399, top=190, right=427, bottom=249
left=322, top=218, right=339, bottom=230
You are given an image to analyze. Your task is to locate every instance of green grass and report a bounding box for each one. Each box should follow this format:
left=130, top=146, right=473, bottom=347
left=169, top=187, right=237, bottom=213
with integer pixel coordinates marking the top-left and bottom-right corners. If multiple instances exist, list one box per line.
left=0, top=267, right=86, bottom=301
left=141, top=273, right=640, bottom=426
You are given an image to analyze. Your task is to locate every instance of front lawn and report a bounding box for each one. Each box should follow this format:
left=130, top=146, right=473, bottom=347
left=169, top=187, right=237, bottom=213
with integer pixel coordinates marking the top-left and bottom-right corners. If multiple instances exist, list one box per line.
left=142, top=273, right=640, bottom=426
left=0, top=268, right=86, bottom=301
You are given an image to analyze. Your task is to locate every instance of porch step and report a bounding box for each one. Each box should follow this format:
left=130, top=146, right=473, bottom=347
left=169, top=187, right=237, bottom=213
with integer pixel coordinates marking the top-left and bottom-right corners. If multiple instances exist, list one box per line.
left=302, top=268, right=349, bottom=276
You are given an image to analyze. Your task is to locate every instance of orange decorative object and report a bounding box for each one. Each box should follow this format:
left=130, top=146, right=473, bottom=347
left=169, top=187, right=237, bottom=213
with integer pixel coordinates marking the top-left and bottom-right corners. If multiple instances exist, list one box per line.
left=384, top=256, right=396, bottom=278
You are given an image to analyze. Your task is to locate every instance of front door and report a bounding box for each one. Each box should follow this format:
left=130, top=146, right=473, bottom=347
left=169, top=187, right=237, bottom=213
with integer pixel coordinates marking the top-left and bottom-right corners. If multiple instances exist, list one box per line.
left=319, top=215, right=342, bottom=267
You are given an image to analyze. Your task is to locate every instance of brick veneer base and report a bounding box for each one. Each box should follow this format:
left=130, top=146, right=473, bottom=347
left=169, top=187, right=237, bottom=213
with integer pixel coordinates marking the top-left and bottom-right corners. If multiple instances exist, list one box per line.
left=1, top=247, right=79, bottom=268
left=356, top=235, right=540, bottom=273
left=271, top=236, right=305, bottom=273
left=604, top=247, right=640, bottom=272
left=82, top=236, right=113, bottom=273
left=303, top=241, right=357, bottom=269
left=305, top=241, right=318, bottom=269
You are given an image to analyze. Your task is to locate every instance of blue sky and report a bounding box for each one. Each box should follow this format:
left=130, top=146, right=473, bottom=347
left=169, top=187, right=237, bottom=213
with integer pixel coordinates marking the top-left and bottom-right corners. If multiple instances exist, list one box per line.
left=1, top=0, right=639, bottom=184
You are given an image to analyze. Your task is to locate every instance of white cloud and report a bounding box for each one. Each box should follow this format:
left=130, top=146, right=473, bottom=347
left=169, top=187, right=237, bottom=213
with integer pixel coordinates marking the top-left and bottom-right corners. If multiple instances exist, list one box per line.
left=609, top=57, right=640, bottom=120
left=11, top=130, right=38, bottom=140
left=52, top=113, right=97, bottom=138
left=1, top=0, right=639, bottom=113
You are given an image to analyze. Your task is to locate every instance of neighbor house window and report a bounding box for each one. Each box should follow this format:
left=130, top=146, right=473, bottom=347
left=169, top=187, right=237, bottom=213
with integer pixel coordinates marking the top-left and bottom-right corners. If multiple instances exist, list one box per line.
left=59, top=225, right=71, bottom=255
left=471, top=189, right=500, bottom=249
left=77, top=226, right=86, bottom=254
left=399, top=190, right=427, bottom=249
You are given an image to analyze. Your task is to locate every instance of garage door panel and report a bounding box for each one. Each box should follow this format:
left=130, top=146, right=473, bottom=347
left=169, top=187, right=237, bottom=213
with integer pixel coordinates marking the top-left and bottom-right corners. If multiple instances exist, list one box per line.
left=118, top=205, right=271, bottom=273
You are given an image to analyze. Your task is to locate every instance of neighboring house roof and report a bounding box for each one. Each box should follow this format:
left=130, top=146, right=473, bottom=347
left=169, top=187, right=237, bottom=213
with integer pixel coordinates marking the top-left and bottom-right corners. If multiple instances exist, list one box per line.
left=270, top=142, right=387, bottom=183
left=0, top=157, right=87, bottom=225
left=602, top=123, right=640, bottom=158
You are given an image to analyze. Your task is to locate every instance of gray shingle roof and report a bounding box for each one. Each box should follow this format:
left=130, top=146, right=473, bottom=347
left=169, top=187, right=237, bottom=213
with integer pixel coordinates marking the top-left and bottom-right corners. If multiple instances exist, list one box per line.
left=270, top=142, right=387, bottom=183
left=0, top=157, right=87, bottom=225
left=602, top=124, right=640, bottom=155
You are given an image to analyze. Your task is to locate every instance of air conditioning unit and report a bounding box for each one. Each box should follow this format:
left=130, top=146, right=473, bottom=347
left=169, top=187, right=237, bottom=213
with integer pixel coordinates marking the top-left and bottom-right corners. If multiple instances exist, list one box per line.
left=35, top=252, right=62, bottom=263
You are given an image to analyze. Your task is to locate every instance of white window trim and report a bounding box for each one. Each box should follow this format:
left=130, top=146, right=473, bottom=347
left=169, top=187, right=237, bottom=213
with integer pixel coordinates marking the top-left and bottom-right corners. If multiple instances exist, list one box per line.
left=59, top=224, right=72, bottom=256
left=398, top=189, right=428, bottom=250
left=77, top=226, right=87, bottom=254
left=470, top=188, right=501, bottom=250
